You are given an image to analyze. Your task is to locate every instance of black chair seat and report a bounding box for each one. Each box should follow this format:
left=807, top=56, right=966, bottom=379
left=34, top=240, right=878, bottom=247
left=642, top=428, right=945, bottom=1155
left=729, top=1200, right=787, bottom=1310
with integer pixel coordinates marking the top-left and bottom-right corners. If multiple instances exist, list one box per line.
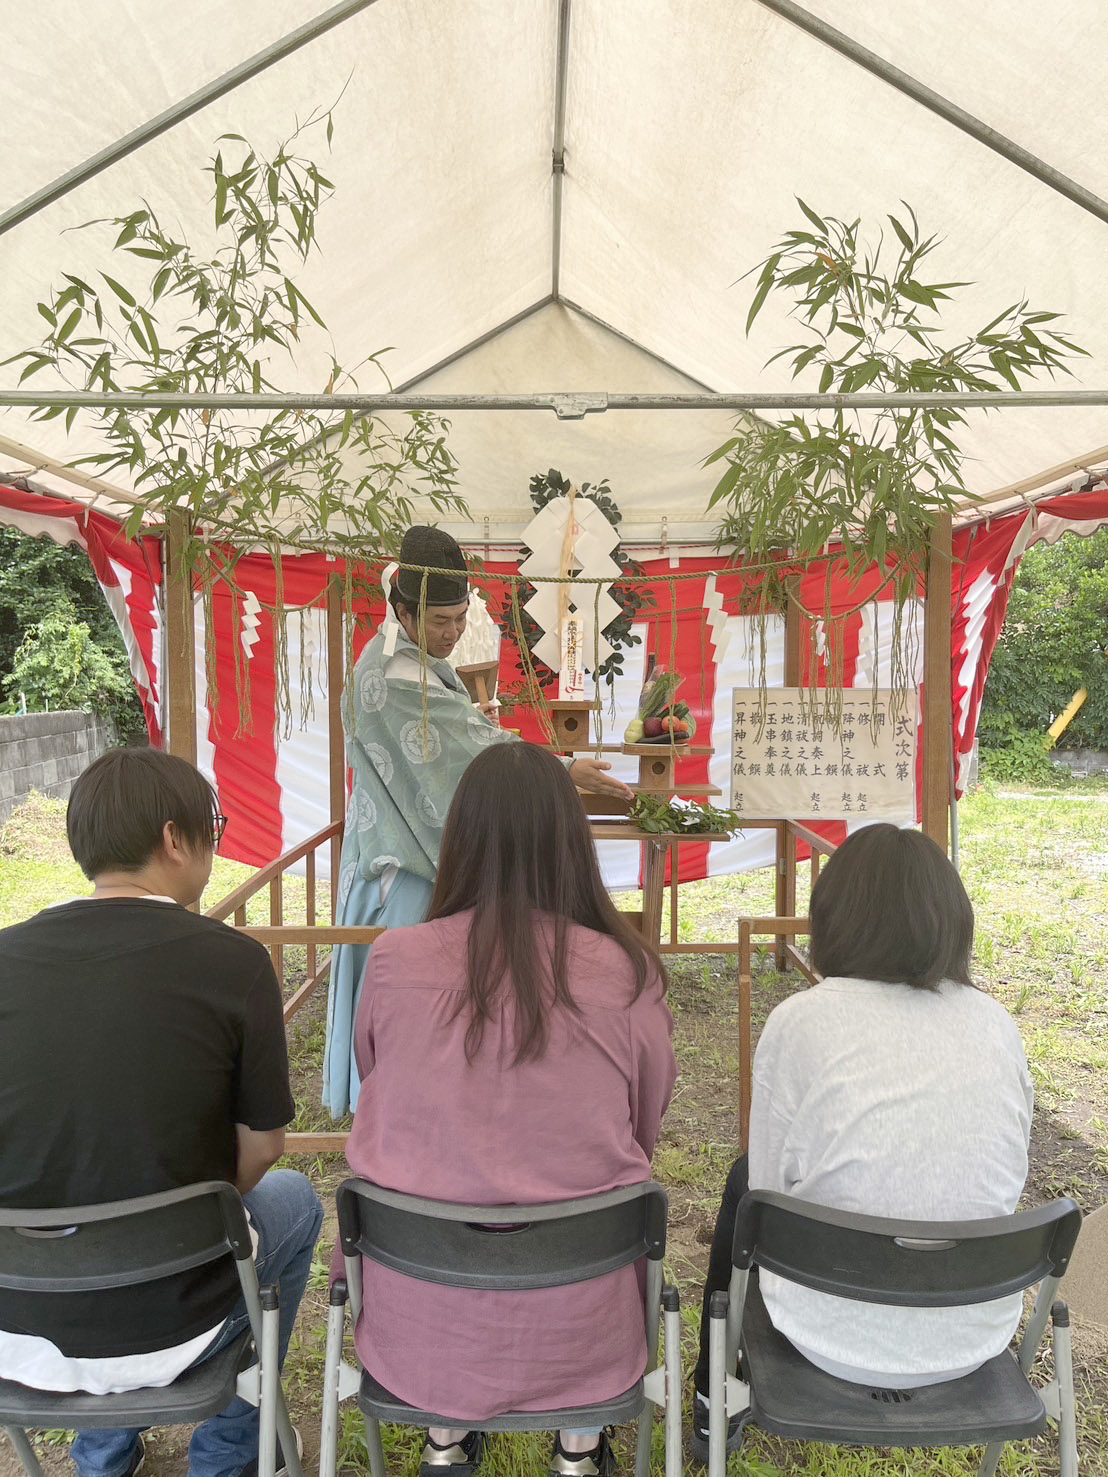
left=0, top=1331, right=253, bottom=1430
left=741, top=1278, right=1046, bottom=1447
left=357, top=1368, right=645, bottom=1433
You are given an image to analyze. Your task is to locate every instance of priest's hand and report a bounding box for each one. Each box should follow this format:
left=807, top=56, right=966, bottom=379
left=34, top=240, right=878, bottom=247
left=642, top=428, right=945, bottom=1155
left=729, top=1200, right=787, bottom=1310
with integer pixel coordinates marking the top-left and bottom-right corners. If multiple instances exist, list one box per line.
left=569, top=757, right=635, bottom=800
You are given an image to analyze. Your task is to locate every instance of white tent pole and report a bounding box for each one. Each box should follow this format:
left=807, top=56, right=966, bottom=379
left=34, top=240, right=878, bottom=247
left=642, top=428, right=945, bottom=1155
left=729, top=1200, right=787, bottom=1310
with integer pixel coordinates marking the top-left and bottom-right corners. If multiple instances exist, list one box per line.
left=0, top=0, right=381, bottom=238
left=551, top=0, right=573, bottom=298
left=970, top=443, right=1108, bottom=512
left=3, top=389, right=1108, bottom=414
left=0, top=433, right=141, bottom=506
left=756, top=0, right=1108, bottom=228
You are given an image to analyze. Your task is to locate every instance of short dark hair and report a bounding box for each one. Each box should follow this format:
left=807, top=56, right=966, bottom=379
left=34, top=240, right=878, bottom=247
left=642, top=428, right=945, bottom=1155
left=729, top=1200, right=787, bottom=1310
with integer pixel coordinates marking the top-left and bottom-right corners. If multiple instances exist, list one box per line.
left=809, top=823, right=974, bottom=990
left=67, top=748, right=219, bottom=880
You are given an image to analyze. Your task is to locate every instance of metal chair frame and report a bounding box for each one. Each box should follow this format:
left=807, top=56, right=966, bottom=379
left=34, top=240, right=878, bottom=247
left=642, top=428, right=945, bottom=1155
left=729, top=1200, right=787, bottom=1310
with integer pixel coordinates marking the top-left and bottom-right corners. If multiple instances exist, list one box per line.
left=0, top=1181, right=303, bottom=1477
left=321, top=1179, right=682, bottom=1477
left=707, top=1190, right=1083, bottom=1477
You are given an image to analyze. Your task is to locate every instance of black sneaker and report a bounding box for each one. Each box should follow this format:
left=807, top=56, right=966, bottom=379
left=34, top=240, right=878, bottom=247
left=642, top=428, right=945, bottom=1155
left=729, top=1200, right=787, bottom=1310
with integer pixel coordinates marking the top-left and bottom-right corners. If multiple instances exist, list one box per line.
left=126, top=1435, right=146, bottom=1476
left=418, top=1429, right=486, bottom=1477
left=549, top=1430, right=615, bottom=1477
left=237, top=1424, right=303, bottom=1476
left=689, top=1389, right=745, bottom=1464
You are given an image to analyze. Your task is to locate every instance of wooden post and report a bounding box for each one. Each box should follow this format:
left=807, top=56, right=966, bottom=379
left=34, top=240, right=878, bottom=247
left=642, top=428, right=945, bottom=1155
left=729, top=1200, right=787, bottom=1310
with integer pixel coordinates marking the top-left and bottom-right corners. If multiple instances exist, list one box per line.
left=327, top=578, right=345, bottom=919
left=922, top=514, right=953, bottom=853
left=164, top=509, right=197, bottom=763
left=738, top=920, right=753, bottom=1152
left=775, top=584, right=803, bottom=967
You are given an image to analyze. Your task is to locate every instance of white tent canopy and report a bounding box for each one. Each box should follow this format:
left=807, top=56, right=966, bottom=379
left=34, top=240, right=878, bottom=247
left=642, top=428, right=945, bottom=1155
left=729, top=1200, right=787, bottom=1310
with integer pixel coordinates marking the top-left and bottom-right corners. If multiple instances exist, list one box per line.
left=3, top=0, right=1108, bottom=534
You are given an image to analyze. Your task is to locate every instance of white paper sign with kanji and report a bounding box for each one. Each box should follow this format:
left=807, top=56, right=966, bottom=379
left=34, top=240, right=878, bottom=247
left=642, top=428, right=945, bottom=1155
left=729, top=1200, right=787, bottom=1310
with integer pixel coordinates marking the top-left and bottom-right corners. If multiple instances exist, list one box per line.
left=730, top=688, right=916, bottom=820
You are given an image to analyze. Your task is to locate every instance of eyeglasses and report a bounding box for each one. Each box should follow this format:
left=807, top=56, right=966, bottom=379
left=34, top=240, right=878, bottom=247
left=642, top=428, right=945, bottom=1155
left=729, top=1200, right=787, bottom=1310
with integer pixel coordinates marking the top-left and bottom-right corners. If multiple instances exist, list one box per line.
left=213, top=813, right=228, bottom=846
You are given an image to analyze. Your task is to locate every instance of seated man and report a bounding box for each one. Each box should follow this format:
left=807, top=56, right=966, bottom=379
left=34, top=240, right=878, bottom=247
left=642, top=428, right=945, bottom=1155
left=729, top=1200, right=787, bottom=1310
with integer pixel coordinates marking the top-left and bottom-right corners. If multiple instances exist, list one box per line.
left=0, top=748, right=323, bottom=1477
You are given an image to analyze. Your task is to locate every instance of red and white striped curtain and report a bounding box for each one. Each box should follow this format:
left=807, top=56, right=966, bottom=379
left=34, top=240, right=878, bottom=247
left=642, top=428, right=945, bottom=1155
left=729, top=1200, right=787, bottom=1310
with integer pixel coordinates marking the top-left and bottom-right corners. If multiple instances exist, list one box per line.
left=5, top=482, right=1106, bottom=885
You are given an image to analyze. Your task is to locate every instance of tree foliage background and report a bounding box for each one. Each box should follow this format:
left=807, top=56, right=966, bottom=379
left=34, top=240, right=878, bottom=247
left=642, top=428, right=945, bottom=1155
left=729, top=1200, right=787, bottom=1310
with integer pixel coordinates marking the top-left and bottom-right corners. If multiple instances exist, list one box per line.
left=979, top=527, right=1108, bottom=758
left=0, top=527, right=144, bottom=736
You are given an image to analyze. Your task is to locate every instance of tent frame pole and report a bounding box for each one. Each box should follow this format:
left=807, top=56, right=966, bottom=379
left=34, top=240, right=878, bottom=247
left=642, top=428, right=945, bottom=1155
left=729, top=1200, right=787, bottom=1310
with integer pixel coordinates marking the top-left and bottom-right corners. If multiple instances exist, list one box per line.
left=550, top=0, right=572, bottom=299
left=0, top=0, right=380, bottom=238
left=755, top=0, right=1108, bottom=229
left=3, top=389, right=1108, bottom=413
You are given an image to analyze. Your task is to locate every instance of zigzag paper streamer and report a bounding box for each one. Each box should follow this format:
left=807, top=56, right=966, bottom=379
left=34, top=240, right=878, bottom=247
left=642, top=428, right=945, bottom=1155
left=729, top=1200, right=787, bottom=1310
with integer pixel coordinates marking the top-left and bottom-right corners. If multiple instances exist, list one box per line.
left=240, top=589, right=262, bottom=660
left=703, top=574, right=730, bottom=667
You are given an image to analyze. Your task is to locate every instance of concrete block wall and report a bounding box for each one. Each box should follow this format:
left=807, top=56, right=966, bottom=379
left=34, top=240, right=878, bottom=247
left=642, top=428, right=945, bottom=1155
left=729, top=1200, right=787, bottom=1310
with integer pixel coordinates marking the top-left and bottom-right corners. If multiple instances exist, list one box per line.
left=0, top=711, right=114, bottom=824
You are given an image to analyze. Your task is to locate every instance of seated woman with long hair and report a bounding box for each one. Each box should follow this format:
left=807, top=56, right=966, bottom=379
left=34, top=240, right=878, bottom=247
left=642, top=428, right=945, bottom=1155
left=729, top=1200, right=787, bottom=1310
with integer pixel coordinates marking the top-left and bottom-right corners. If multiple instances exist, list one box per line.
left=343, top=743, right=677, bottom=1477
left=690, top=824, right=1033, bottom=1459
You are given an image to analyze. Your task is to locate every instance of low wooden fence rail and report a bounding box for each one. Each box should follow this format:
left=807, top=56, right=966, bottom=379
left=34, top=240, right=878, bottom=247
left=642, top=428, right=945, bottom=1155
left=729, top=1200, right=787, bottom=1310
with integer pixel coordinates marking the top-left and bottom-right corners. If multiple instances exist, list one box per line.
left=206, top=815, right=836, bottom=1156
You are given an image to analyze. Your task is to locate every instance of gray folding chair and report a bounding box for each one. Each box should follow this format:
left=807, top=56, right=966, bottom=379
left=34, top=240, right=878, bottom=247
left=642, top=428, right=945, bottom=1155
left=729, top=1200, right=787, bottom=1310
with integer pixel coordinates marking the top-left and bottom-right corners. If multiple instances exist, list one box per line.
left=321, top=1179, right=681, bottom=1477
left=707, top=1190, right=1083, bottom=1477
left=0, top=1181, right=303, bottom=1477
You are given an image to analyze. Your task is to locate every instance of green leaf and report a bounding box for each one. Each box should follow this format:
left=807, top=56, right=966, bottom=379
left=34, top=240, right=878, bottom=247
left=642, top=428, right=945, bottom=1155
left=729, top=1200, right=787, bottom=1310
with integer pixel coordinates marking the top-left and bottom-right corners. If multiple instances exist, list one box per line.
left=101, top=273, right=136, bottom=306
left=888, top=213, right=915, bottom=252
left=745, top=254, right=780, bottom=334
left=56, top=307, right=82, bottom=343
left=796, top=198, right=828, bottom=234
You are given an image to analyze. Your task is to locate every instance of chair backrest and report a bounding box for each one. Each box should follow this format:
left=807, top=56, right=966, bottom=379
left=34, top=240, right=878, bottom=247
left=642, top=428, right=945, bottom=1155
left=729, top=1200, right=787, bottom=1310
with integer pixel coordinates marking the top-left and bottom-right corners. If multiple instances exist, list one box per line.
left=734, top=1191, right=1083, bottom=1307
left=0, top=1181, right=251, bottom=1294
left=337, top=1179, right=667, bottom=1291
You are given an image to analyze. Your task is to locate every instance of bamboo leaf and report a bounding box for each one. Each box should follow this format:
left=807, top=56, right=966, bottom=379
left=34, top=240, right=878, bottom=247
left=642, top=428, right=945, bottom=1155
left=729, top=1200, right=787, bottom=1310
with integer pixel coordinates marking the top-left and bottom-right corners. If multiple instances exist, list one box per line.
left=101, top=273, right=136, bottom=306
left=888, top=213, right=914, bottom=252
left=745, top=254, right=780, bottom=334
left=56, top=307, right=82, bottom=343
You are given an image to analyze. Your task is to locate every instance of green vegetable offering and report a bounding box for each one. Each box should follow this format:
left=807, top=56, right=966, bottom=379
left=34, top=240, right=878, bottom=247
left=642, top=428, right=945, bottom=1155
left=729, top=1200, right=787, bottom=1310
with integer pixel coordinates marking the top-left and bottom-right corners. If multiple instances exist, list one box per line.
left=624, top=663, right=697, bottom=743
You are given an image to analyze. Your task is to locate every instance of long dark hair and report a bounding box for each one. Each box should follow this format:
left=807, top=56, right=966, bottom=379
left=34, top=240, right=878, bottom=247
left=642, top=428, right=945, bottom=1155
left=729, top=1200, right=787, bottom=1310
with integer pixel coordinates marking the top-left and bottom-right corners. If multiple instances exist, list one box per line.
left=427, top=744, right=665, bottom=1063
left=809, top=823, right=975, bottom=990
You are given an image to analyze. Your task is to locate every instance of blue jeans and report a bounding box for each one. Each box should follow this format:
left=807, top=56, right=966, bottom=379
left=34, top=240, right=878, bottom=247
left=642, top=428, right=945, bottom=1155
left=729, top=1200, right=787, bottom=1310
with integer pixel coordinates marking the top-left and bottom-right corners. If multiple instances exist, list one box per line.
left=70, top=1170, right=324, bottom=1477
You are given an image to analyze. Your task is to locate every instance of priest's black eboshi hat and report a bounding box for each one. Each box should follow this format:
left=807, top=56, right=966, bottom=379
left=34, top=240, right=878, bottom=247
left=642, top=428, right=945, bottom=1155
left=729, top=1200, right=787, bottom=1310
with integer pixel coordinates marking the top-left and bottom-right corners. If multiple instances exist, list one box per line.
left=393, top=525, right=469, bottom=606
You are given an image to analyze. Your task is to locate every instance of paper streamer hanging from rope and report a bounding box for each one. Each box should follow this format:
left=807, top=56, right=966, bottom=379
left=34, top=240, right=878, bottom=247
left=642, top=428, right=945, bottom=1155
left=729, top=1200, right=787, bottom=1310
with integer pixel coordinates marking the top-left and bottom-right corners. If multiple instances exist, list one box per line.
left=240, top=588, right=262, bottom=660
left=703, top=574, right=729, bottom=668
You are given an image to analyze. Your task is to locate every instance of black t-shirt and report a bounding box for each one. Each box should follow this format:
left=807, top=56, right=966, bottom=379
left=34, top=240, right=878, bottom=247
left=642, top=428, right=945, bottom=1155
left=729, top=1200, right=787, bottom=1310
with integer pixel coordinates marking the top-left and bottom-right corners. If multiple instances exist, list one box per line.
left=0, top=899, right=295, bottom=1356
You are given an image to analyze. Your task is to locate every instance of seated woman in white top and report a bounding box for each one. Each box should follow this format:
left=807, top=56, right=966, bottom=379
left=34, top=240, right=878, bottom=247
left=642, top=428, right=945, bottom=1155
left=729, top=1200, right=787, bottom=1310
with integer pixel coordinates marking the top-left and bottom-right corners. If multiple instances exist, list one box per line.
left=690, top=823, right=1033, bottom=1459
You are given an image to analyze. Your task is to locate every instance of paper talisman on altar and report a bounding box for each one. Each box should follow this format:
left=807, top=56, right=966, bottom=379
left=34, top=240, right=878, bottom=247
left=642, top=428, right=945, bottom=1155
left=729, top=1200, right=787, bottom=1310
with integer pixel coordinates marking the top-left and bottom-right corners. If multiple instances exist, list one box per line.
left=730, top=688, right=916, bottom=820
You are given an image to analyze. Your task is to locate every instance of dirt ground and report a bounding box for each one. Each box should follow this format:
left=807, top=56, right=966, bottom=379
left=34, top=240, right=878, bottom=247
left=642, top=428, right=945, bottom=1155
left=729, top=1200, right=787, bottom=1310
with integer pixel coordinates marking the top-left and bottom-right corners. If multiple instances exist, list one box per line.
left=3, top=786, right=1108, bottom=1475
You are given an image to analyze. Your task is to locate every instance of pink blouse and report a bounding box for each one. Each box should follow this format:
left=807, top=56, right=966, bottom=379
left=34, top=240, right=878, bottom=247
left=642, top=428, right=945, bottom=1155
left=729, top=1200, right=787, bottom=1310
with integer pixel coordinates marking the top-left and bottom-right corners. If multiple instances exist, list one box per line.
left=344, top=910, right=676, bottom=1420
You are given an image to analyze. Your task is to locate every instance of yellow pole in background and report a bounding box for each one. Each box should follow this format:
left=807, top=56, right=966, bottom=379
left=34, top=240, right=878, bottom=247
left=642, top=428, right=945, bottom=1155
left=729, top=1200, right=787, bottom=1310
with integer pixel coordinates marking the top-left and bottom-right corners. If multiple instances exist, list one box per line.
left=1048, top=688, right=1088, bottom=742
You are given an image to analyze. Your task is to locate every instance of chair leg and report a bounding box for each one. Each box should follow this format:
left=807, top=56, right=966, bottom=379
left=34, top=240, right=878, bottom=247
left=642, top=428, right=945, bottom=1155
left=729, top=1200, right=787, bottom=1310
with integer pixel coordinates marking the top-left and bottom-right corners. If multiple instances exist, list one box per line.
left=274, top=1390, right=305, bottom=1477
left=663, top=1287, right=683, bottom=1477
left=2, top=1428, right=43, bottom=1477
left=1053, top=1302, right=1079, bottom=1477
left=976, top=1441, right=1005, bottom=1477
left=363, top=1414, right=387, bottom=1477
left=259, top=1287, right=281, bottom=1477
left=708, top=1291, right=731, bottom=1477
left=634, top=1398, right=654, bottom=1477
left=319, top=1288, right=348, bottom=1477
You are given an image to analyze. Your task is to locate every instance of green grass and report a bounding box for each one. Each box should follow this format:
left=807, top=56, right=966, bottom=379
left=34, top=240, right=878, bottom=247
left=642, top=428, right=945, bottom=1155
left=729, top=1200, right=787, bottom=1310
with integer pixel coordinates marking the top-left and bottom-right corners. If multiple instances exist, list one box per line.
left=3, top=783, right=1108, bottom=1476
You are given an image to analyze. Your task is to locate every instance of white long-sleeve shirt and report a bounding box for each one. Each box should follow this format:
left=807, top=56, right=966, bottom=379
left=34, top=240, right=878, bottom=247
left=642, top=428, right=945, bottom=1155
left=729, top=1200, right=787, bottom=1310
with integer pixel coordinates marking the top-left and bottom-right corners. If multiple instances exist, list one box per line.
left=749, top=975, right=1034, bottom=1387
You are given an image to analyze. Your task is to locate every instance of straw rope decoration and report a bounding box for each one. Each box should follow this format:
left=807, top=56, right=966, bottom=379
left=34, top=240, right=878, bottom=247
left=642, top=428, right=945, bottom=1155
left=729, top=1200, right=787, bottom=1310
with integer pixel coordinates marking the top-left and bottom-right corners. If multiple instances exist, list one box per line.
left=187, top=549, right=930, bottom=740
